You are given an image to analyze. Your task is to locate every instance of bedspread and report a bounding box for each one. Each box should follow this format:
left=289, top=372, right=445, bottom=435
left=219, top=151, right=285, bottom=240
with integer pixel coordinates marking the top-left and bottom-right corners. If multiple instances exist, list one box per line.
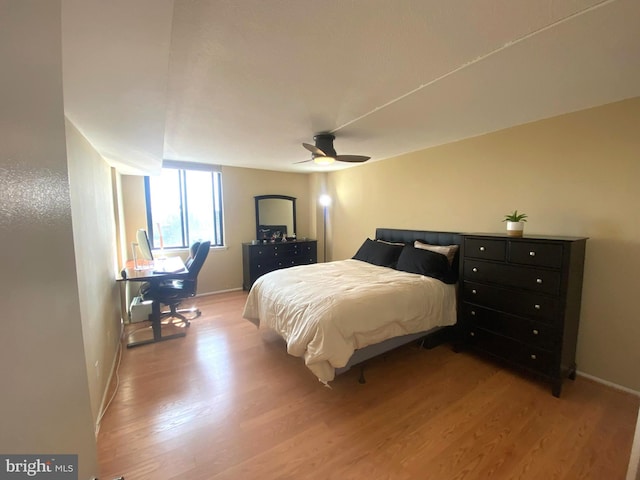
left=242, top=259, right=457, bottom=383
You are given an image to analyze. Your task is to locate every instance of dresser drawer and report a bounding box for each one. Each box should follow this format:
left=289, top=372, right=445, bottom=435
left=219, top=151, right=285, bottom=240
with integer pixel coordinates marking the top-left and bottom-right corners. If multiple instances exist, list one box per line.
left=508, top=241, right=563, bottom=268
left=462, top=281, right=560, bottom=323
left=271, top=243, right=300, bottom=256
left=462, top=303, right=556, bottom=349
left=299, top=243, right=316, bottom=253
left=249, top=242, right=300, bottom=259
left=466, top=328, right=554, bottom=375
left=249, top=245, right=271, bottom=258
left=463, top=260, right=561, bottom=295
left=243, top=241, right=318, bottom=290
left=291, top=254, right=316, bottom=266
left=250, top=260, right=277, bottom=277
left=464, top=238, right=506, bottom=261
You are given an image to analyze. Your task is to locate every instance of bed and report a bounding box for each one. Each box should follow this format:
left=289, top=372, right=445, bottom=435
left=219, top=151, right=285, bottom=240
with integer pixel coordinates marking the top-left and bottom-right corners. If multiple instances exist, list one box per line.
left=242, top=228, right=462, bottom=385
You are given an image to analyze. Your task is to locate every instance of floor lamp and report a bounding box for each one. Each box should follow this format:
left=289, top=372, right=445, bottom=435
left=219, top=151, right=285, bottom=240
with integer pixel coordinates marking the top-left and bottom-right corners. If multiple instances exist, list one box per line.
left=319, top=194, right=331, bottom=262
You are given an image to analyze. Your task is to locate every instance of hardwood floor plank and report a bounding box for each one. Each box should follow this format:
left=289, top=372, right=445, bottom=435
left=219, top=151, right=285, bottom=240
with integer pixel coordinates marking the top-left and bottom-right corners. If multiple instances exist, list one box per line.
left=98, top=291, right=639, bottom=480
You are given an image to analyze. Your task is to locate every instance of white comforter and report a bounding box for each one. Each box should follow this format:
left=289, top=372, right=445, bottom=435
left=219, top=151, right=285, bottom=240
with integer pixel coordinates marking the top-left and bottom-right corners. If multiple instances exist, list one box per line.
left=242, top=259, right=457, bottom=384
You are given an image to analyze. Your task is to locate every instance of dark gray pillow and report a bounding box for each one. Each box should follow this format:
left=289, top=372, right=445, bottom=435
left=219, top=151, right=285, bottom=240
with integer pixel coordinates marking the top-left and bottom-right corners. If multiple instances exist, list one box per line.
left=396, top=245, right=456, bottom=283
left=352, top=238, right=404, bottom=267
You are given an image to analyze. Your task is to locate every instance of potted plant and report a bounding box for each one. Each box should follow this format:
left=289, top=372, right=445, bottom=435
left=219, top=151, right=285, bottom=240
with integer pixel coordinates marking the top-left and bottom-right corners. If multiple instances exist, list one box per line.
left=503, top=209, right=527, bottom=237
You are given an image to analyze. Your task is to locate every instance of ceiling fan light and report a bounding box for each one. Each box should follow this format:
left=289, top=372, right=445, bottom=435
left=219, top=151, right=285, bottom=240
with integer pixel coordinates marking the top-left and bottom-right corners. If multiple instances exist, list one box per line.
left=313, top=156, right=335, bottom=165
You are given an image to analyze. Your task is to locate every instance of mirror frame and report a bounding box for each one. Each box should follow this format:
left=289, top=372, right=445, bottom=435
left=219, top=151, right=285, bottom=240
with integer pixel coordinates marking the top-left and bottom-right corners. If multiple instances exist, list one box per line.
left=254, top=195, right=297, bottom=241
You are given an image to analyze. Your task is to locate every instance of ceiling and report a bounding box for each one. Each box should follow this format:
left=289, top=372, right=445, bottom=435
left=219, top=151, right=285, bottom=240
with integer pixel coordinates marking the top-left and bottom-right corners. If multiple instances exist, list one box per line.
left=61, top=0, right=640, bottom=175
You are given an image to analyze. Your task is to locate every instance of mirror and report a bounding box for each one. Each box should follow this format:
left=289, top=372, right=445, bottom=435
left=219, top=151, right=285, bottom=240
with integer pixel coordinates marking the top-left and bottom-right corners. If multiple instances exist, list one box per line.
left=255, top=195, right=296, bottom=241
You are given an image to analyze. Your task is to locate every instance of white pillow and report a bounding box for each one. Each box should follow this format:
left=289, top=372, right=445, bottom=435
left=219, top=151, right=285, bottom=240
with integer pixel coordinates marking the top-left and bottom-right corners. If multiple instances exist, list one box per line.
left=414, top=240, right=459, bottom=265
left=376, top=239, right=405, bottom=246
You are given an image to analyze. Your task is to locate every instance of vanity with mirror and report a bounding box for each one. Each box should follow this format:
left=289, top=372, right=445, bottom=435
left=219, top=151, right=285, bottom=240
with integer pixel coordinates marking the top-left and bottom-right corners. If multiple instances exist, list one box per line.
left=242, top=195, right=317, bottom=290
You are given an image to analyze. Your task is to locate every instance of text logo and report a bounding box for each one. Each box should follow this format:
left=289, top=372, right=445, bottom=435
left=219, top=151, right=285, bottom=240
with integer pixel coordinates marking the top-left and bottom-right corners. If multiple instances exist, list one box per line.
left=0, top=455, right=77, bottom=480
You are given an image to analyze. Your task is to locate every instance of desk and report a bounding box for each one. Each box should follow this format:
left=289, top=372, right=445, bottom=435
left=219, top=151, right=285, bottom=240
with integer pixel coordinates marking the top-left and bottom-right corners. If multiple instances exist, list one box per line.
left=119, top=257, right=189, bottom=348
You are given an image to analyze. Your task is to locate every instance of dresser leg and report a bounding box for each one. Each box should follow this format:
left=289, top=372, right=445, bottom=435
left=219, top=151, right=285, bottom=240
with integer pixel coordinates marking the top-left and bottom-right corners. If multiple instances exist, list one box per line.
left=552, top=380, right=562, bottom=398
left=358, top=365, right=366, bottom=384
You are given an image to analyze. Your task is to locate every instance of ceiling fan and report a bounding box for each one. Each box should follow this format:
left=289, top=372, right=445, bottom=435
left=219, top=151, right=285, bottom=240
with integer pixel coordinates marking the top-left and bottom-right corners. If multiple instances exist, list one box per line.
left=298, top=133, right=370, bottom=165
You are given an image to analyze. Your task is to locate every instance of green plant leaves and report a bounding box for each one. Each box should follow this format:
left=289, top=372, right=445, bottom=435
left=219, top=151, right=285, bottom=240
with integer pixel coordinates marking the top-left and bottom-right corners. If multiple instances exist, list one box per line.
left=503, top=209, right=528, bottom=222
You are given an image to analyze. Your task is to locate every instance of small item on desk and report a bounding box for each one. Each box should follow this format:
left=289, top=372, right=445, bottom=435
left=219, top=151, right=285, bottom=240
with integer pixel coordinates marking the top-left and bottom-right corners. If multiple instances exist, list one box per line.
left=131, top=241, right=139, bottom=270
left=153, top=266, right=187, bottom=274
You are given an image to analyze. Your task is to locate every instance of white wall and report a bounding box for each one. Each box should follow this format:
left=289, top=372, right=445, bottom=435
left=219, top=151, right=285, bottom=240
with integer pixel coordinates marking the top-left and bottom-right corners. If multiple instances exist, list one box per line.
left=0, top=1, right=98, bottom=477
left=66, top=119, right=122, bottom=429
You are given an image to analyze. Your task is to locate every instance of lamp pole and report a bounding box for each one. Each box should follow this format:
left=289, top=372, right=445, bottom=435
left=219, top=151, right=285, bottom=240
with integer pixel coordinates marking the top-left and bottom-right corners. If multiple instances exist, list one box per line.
left=318, top=194, right=331, bottom=262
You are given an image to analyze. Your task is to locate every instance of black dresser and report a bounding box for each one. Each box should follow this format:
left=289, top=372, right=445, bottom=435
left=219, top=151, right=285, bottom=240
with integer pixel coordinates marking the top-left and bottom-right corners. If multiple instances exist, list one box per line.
left=242, top=240, right=317, bottom=290
left=459, top=233, right=587, bottom=397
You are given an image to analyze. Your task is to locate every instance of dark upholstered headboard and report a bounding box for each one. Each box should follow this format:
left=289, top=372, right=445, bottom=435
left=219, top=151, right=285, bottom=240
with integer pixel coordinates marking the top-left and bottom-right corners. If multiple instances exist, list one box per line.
left=375, top=228, right=463, bottom=279
left=375, top=228, right=461, bottom=247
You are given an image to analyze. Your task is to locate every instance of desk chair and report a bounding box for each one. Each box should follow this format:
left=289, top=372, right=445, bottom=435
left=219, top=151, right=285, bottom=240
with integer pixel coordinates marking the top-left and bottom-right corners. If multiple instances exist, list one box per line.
left=138, top=241, right=200, bottom=292
left=143, top=241, right=210, bottom=327
left=185, top=241, right=201, bottom=269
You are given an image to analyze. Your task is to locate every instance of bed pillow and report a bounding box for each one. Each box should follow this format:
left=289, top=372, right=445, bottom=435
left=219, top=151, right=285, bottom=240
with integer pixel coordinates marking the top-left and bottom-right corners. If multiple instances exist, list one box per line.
left=353, top=238, right=404, bottom=267
left=396, top=246, right=455, bottom=283
left=414, top=240, right=459, bottom=266
left=376, top=239, right=405, bottom=246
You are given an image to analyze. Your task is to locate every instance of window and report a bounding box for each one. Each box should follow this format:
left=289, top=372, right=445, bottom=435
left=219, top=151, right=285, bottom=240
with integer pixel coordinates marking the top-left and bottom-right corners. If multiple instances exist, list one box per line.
left=144, top=163, right=224, bottom=249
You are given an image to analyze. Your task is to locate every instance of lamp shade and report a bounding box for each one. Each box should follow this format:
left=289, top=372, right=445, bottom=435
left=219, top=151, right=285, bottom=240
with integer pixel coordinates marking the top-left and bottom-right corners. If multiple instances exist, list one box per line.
left=319, top=194, right=331, bottom=207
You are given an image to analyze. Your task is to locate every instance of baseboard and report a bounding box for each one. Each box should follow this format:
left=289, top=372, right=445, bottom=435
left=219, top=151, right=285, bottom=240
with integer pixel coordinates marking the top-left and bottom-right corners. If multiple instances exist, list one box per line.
left=94, top=321, right=124, bottom=437
left=627, top=407, right=640, bottom=480
left=576, top=370, right=640, bottom=397
left=579, top=369, right=640, bottom=479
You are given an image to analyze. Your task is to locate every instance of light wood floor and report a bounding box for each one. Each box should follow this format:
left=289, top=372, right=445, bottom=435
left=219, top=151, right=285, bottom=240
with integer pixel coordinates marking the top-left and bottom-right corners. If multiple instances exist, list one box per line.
left=98, top=291, right=639, bottom=480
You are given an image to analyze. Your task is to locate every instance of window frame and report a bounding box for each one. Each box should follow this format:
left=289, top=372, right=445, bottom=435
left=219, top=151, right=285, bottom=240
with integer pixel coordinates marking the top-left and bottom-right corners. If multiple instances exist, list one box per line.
left=144, top=165, right=224, bottom=250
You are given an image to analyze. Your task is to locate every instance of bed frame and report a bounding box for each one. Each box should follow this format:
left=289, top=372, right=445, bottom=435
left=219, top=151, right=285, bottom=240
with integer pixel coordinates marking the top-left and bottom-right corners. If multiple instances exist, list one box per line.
left=334, top=228, right=462, bottom=383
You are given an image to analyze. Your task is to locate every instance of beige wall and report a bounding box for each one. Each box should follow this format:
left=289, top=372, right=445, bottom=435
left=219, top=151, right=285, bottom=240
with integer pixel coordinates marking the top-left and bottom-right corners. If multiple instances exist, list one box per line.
left=66, top=119, right=122, bottom=428
left=117, top=99, right=640, bottom=393
left=0, top=1, right=98, bottom=476
left=121, top=165, right=313, bottom=294
left=328, top=97, right=640, bottom=392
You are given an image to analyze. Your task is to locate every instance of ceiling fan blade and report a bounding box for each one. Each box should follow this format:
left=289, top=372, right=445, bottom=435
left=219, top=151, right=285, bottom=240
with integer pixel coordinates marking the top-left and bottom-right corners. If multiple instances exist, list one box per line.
left=336, top=155, right=370, bottom=163
left=293, top=158, right=313, bottom=164
left=302, top=142, right=326, bottom=156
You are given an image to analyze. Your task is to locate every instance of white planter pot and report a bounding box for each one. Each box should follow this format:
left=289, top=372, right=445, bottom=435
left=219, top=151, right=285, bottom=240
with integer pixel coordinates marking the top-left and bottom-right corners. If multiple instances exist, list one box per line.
left=506, top=221, right=524, bottom=237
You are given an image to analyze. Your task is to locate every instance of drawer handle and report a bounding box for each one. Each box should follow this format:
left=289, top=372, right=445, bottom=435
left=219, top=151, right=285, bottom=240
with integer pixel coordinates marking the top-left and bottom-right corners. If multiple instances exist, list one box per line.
left=479, top=246, right=485, bottom=252
left=470, top=332, right=475, bottom=337
left=529, top=251, right=536, bottom=257
left=536, top=278, right=543, bottom=284
left=532, top=329, right=539, bottom=335
left=470, top=310, right=476, bottom=316
left=530, top=354, right=537, bottom=360
left=472, top=267, right=478, bottom=272
left=534, top=304, right=541, bottom=310
left=472, top=289, right=477, bottom=295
